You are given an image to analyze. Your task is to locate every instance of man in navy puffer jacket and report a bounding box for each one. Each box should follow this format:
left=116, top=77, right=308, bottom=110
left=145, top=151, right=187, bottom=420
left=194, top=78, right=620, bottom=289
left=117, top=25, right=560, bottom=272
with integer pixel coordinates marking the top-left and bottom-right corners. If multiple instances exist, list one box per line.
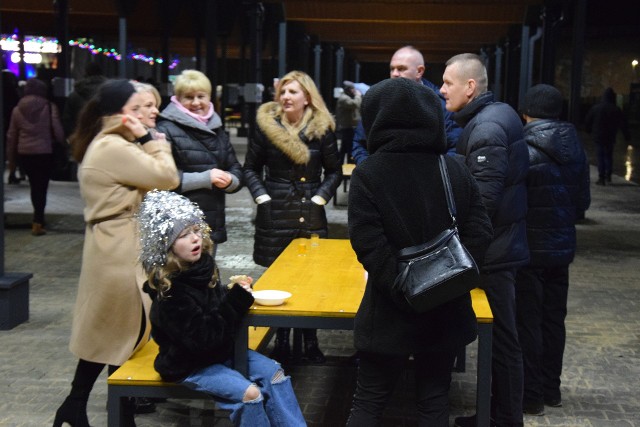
left=515, top=84, right=590, bottom=416
left=441, top=53, right=529, bottom=427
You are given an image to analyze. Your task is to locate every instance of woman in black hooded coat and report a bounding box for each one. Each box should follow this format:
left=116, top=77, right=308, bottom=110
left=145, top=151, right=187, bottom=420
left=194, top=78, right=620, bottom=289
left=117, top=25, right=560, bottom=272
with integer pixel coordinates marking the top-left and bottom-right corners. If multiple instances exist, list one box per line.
left=346, top=78, right=493, bottom=426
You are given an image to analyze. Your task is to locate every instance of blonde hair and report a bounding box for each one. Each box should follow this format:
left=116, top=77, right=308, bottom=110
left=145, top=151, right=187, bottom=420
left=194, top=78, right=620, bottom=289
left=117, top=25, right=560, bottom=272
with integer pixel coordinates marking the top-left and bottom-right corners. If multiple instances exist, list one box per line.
left=275, top=70, right=332, bottom=120
left=146, top=232, right=217, bottom=298
left=132, top=81, right=161, bottom=106
left=173, top=69, right=212, bottom=98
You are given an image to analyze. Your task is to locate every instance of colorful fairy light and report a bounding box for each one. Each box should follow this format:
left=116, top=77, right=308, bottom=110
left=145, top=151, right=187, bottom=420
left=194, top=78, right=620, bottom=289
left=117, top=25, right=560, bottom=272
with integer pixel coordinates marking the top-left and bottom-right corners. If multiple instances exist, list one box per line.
left=69, top=38, right=179, bottom=69
left=1, top=34, right=179, bottom=69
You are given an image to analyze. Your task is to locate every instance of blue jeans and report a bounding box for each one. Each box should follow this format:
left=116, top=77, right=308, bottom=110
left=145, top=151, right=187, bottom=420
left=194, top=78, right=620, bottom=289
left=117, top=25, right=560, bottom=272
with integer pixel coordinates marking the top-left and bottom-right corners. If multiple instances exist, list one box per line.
left=180, top=350, right=306, bottom=426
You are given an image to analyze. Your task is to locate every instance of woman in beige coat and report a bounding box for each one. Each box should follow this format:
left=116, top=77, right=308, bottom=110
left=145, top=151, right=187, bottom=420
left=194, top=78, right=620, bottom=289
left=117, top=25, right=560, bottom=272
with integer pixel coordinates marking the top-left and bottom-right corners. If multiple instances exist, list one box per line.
left=53, top=79, right=179, bottom=427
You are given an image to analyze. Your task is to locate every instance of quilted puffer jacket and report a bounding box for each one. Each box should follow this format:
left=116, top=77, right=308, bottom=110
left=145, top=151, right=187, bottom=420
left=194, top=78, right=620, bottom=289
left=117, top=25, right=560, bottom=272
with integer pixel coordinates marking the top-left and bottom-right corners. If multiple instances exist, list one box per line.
left=453, top=91, right=530, bottom=272
left=243, top=102, right=341, bottom=267
left=156, top=103, right=243, bottom=244
left=523, top=119, right=590, bottom=265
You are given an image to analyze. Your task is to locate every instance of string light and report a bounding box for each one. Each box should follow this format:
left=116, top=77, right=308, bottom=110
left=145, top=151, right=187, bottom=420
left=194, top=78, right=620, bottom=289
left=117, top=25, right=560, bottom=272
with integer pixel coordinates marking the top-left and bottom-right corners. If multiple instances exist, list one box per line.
left=69, top=38, right=179, bottom=69
left=1, top=34, right=179, bottom=69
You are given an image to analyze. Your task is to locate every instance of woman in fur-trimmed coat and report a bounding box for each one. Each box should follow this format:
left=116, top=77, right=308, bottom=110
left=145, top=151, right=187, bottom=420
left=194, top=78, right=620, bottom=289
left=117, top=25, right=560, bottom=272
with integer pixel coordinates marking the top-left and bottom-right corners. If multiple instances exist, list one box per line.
left=243, top=70, right=341, bottom=364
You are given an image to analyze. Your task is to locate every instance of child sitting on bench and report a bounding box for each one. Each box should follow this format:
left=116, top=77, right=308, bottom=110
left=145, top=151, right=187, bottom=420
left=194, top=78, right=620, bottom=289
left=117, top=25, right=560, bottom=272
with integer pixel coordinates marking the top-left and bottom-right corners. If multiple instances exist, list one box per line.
left=137, top=190, right=306, bottom=426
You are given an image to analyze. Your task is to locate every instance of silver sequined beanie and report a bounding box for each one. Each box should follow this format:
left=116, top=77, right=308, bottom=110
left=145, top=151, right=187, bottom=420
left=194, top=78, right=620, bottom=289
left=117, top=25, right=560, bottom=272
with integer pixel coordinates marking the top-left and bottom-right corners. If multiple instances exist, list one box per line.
left=136, top=190, right=210, bottom=271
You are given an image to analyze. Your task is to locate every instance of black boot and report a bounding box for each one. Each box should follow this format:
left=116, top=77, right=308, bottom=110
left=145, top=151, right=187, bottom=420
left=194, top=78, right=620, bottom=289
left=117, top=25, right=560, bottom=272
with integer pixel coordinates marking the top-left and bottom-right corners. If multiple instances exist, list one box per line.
left=54, top=360, right=103, bottom=427
left=269, top=328, right=291, bottom=363
left=8, top=172, right=20, bottom=185
left=53, top=395, right=91, bottom=427
left=303, top=329, right=326, bottom=364
left=121, top=398, right=137, bottom=427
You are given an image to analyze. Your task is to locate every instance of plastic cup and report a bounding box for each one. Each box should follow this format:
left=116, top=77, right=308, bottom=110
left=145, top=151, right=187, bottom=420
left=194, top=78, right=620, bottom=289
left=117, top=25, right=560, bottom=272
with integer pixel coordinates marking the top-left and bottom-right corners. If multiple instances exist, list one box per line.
left=298, top=241, right=307, bottom=255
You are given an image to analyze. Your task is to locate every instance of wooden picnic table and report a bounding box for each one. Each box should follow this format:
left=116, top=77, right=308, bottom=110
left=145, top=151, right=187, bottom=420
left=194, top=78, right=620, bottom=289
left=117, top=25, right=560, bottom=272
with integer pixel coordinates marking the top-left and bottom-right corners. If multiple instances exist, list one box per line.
left=235, top=238, right=493, bottom=427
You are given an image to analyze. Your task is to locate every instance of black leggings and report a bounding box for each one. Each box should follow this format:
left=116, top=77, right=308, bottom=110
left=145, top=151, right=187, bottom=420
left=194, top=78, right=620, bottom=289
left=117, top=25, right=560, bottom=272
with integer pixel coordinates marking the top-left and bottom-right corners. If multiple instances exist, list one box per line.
left=19, top=154, right=53, bottom=224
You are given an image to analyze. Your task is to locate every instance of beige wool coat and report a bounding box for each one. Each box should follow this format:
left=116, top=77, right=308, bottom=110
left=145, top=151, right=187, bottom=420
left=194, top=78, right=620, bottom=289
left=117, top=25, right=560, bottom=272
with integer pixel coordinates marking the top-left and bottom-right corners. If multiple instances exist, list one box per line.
left=69, top=116, right=179, bottom=366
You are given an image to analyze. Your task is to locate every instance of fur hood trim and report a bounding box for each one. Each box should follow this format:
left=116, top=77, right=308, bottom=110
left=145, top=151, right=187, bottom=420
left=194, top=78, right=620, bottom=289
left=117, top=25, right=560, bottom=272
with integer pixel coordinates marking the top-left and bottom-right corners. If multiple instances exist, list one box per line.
left=256, top=102, right=335, bottom=165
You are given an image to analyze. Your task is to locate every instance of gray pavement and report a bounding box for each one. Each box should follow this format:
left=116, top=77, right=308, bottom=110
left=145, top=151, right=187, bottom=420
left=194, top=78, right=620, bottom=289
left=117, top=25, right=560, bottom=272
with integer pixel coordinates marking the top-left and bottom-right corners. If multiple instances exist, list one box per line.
left=1, top=132, right=640, bottom=426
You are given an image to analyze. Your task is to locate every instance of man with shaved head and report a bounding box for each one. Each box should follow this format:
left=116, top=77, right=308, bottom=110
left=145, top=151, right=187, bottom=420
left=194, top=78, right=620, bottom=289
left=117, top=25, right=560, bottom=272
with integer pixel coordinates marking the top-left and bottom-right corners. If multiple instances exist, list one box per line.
left=351, top=46, right=461, bottom=164
left=441, top=53, right=529, bottom=427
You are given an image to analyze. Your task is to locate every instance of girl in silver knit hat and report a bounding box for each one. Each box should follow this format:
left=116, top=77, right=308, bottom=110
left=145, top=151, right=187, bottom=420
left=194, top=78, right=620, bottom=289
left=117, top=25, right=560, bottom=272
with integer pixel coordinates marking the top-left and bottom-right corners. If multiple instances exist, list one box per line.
left=137, top=190, right=306, bottom=426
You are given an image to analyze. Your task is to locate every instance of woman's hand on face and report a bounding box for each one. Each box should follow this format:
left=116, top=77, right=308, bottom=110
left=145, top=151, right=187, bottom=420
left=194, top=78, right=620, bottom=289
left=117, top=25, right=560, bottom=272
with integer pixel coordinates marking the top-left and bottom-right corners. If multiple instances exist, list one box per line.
left=150, top=130, right=167, bottom=142
left=121, top=114, right=148, bottom=139
left=210, top=168, right=232, bottom=189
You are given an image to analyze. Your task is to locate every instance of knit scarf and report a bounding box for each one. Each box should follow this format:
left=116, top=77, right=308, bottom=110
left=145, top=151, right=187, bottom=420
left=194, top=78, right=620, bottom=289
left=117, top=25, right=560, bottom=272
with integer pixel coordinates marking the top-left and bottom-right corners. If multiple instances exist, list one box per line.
left=170, top=253, right=216, bottom=291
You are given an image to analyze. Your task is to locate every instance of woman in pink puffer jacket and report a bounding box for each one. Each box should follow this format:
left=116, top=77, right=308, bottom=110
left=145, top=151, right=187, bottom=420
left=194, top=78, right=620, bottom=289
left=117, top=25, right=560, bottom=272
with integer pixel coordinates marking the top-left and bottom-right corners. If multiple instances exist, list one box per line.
left=6, top=78, right=65, bottom=235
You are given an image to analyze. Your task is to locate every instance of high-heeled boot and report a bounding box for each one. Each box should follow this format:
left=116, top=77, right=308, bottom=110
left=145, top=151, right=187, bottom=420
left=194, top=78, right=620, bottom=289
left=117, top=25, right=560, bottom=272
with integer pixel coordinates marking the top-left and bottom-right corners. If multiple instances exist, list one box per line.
left=269, top=328, right=291, bottom=363
left=303, top=329, right=326, bottom=364
left=52, top=395, right=91, bottom=427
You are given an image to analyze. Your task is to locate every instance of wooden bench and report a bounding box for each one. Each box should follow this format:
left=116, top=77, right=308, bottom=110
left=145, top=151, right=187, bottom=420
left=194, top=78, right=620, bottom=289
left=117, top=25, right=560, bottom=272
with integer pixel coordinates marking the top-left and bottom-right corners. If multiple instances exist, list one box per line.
left=334, top=163, right=356, bottom=206
left=106, top=326, right=274, bottom=427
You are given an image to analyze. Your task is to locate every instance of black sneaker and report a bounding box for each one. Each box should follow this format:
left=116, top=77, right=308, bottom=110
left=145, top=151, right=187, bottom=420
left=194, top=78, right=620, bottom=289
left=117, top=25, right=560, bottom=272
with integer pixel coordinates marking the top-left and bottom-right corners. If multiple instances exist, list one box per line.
left=454, top=414, right=497, bottom=427
left=523, top=401, right=545, bottom=416
left=545, top=397, right=563, bottom=407
left=134, top=397, right=156, bottom=414
left=303, top=342, right=326, bottom=364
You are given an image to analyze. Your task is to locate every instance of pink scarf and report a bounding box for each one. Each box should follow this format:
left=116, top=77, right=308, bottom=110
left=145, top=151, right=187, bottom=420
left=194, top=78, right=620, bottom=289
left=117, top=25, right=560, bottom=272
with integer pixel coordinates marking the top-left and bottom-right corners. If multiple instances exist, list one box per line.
left=170, top=96, right=214, bottom=125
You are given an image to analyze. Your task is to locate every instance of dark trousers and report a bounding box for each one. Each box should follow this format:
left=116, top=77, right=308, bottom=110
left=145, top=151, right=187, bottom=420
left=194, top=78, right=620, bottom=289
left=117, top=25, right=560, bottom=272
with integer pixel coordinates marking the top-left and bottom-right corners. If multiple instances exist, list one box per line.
left=515, top=265, right=568, bottom=405
left=339, top=127, right=356, bottom=164
left=347, top=349, right=456, bottom=427
left=595, top=142, right=614, bottom=180
left=19, top=154, right=53, bottom=224
left=479, top=268, right=524, bottom=426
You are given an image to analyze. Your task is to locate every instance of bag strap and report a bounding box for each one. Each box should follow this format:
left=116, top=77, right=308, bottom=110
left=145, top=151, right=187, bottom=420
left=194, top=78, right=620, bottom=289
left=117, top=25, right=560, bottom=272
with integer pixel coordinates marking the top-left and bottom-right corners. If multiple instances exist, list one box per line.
left=438, top=155, right=457, bottom=227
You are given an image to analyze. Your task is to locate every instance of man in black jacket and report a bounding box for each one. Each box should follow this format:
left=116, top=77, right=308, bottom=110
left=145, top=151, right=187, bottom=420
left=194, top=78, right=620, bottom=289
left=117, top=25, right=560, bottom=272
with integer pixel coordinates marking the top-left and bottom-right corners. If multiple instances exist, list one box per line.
left=441, top=53, right=529, bottom=427
left=516, top=84, right=590, bottom=416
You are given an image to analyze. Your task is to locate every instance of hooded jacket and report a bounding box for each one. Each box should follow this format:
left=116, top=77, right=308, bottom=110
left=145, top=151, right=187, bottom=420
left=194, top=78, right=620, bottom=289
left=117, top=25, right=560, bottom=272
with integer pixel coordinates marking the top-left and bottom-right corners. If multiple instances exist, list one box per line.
left=454, top=91, right=530, bottom=271
left=243, top=101, right=342, bottom=267
left=6, top=79, right=64, bottom=169
left=351, top=77, right=463, bottom=164
left=524, top=119, right=590, bottom=266
left=348, top=78, right=493, bottom=354
left=156, top=102, right=243, bottom=244
left=584, top=88, right=630, bottom=145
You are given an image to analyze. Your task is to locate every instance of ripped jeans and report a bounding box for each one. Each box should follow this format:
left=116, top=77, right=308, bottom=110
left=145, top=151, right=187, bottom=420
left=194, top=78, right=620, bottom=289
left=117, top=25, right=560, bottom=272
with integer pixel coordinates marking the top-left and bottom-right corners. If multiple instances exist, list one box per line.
left=180, top=350, right=306, bottom=426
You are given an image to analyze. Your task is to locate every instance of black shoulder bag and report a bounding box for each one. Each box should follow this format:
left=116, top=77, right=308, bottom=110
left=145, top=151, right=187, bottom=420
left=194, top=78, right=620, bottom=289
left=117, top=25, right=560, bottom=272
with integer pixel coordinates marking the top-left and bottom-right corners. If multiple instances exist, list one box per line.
left=392, top=155, right=479, bottom=313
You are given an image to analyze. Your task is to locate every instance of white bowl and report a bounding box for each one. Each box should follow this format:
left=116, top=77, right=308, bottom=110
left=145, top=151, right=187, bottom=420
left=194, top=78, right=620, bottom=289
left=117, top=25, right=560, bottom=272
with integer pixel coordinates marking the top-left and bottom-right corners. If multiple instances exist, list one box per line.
left=252, top=290, right=292, bottom=306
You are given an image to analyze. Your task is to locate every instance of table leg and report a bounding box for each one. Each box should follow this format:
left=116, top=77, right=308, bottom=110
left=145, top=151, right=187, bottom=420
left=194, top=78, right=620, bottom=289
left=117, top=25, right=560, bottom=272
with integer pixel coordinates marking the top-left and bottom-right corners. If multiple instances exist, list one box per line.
left=476, top=322, right=493, bottom=427
left=235, top=319, right=249, bottom=376
left=107, top=389, right=122, bottom=427
left=292, top=329, right=303, bottom=360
